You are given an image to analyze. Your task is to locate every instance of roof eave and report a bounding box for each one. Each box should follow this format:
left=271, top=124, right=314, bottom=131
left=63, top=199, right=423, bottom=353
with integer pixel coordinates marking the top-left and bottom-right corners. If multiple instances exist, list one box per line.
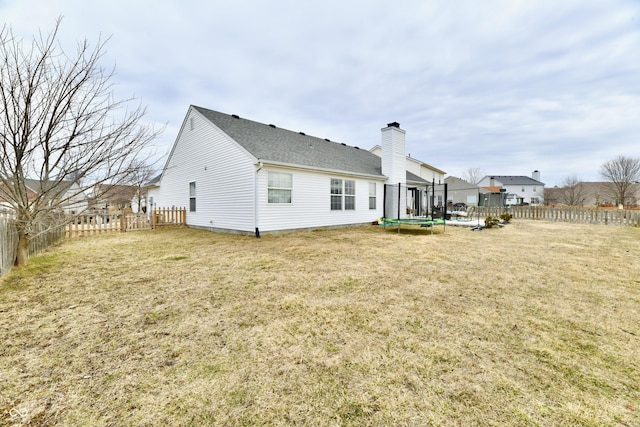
left=257, top=159, right=386, bottom=180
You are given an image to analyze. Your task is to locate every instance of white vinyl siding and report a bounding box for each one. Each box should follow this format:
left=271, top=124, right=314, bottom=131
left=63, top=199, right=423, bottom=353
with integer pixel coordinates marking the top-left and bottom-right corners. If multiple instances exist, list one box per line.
left=268, top=172, right=292, bottom=204
left=151, top=108, right=256, bottom=232
left=256, top=168, right=383, bottom=232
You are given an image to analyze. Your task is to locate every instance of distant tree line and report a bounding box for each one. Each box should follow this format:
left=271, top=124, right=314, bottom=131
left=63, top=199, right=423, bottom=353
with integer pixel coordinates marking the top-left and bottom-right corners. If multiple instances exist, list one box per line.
left=545, top=155, right=640, bottom=207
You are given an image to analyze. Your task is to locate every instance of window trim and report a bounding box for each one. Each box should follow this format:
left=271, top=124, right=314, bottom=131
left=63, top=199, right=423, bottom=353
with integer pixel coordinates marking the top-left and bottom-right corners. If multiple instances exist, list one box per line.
left=189, top=181, right=196, bottom=212
left=368, top=182, right=376, bottom=210
left=330, top=178, right=356, bottom=211
left=331, top=178, right=343, bottom=210
left=267, top=171, right=293, bottom=204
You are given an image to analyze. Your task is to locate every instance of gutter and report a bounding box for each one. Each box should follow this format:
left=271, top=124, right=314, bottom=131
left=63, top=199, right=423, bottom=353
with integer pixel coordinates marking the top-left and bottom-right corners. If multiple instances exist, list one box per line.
left=254, top=161, right=263, bottom=238
left=257, top=160, right=387, bottom=181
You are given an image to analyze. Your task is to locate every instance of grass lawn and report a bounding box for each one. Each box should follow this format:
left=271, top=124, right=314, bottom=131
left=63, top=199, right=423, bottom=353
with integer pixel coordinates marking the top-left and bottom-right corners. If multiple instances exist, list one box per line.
left=1, top=221, right=639, bottom=426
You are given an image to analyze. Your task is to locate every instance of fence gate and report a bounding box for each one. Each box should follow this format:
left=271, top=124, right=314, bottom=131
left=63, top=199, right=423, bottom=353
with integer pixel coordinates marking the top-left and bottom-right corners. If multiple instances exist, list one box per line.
left=124, top=212, right=152, bottom=231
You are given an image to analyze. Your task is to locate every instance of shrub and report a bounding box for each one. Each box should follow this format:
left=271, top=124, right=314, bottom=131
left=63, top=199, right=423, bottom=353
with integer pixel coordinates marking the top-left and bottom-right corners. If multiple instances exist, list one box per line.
left=484, top=216, right=500, bottom=228
left=500, top=213, right=513, bottom=223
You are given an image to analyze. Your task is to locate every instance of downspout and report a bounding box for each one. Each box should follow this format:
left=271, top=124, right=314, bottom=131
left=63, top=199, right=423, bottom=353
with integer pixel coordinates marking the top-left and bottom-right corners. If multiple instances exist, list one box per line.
left=254, top=161, right=263, bottom=238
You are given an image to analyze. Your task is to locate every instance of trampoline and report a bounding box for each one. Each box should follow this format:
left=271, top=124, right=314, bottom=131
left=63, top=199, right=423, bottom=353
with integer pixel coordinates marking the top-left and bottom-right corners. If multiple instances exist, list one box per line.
left=381, top=217, right=446, bottom=233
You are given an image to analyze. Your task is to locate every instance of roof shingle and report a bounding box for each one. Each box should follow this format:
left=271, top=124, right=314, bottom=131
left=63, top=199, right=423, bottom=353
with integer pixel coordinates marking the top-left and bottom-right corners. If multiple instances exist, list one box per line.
left=193, top=106, right=384, bottom=177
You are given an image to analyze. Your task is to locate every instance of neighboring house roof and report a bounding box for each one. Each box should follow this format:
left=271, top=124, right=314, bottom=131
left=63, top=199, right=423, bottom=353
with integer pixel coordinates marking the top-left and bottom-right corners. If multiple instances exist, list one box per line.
left=193, top=106, right=384, bottom=177
left=145, top=174, right=162, bottom=187
left=23, top=178, right=76, bottom=194
left=483, top=186, right=504, bottom=193
left=94, top=184, right=137, bottom=202
left=487, top=176, right=544, bottom=186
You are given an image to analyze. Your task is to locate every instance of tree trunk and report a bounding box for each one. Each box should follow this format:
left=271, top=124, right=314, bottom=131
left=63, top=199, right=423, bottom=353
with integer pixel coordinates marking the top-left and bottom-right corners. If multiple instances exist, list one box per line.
left=15, top=232, right=29, bottom=267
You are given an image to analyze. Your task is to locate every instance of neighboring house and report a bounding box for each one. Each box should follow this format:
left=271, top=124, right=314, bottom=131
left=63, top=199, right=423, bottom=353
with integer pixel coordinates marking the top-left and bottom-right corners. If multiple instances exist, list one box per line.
left=0, top=178, right=87, bottom=214
left=444, top=176, right=489, bottom=207
left=24, top=179, right=88, bottom=214
left=144, top=174, right=162, bottom=212
left=90, top=184, right=139, bottom=211
left=148, top=106, right=446, bottom=235
left=0, top=182, right=36, bottom=211
left=477, top=171, right=545, bottom=206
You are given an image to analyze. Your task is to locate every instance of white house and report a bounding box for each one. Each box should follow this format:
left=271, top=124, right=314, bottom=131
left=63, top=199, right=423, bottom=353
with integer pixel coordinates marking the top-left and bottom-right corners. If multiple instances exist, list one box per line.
left=148, top=106, right=445, bottom=235
left=477, top=171, right=545, bottom=206
left=0, top=178, right=88, bottom=214
left=444, top=176, right=489, bottom=207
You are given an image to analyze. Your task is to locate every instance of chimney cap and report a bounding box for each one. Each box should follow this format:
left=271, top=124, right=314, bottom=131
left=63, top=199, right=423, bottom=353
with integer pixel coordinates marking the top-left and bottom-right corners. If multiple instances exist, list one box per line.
left=387, top=121, right=400, bottom=128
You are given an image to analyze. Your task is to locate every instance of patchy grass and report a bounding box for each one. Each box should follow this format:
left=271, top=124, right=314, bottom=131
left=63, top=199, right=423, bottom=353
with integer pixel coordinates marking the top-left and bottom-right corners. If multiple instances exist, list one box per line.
left=1, top=221, right=639, bottom=426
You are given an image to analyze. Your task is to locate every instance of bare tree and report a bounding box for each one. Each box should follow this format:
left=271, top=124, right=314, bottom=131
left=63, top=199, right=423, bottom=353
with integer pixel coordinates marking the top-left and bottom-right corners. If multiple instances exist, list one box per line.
left=599, top=155, right=640, bottom=207
left=543, top=187, right=560, bottom=206
left=461, top=167, right=486, bottom=185
left=128, top=160, right=157, bottom=213
left=0, top=19, right=161, bottom=266
left=560, top=174, right=587, bottom=206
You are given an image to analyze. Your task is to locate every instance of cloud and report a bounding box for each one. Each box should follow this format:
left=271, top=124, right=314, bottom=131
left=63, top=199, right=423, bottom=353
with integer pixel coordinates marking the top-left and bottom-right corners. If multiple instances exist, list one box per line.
left=2, top=0, right=639, bottom=186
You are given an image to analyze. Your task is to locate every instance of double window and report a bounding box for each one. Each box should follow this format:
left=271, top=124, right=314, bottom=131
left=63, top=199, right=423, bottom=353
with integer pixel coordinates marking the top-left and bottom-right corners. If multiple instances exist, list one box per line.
left=331, top=179, right=355, bottom=210
left=268, top=172, right=292, bottom=204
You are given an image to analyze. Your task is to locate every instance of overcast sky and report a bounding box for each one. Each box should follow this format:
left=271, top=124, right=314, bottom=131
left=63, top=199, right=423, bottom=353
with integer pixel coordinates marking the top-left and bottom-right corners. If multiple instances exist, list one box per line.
left=2, top=0, right=639, bottom=186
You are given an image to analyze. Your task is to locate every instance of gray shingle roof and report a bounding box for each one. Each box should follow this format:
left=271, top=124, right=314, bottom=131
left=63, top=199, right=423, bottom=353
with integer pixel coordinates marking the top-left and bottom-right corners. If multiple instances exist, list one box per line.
left=492, top=176, right=544, bottom=186
left=193, top=106, right=384, bottom=177
left=406, top=171, right=428, bottom=184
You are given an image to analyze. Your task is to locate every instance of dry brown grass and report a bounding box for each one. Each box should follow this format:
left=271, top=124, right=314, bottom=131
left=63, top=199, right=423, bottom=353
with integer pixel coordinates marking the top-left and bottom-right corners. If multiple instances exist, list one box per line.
left=1, top=221, right=639, bottom=426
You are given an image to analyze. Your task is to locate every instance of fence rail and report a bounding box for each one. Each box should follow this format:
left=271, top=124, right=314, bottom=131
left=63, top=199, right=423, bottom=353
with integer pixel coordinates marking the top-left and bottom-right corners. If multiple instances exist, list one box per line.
left=468, top=206, right=640, bottom=227
left=65, top=207, right=186, bottom=236
left=153, top=207, right=187, bottom=228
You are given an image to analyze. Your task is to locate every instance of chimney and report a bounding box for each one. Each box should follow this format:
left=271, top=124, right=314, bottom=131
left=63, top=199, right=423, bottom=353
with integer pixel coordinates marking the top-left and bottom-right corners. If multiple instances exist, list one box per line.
left=532, top=170, right=541, bottom=182
left=381, top=122, right=406, bottom=185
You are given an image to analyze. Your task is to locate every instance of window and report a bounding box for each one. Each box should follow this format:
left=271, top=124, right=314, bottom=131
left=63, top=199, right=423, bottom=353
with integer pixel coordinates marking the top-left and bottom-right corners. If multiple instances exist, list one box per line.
left=331, top=179, right=356, bottom=210
left=368, top=182, right=376, bottom=209
left=268, top=172, right=292, bottom=203
left=189, top=182, right=196, bottom=212
left=331, top=179, right=342, bottom=210
left=344, top=180, right=355, bottom=210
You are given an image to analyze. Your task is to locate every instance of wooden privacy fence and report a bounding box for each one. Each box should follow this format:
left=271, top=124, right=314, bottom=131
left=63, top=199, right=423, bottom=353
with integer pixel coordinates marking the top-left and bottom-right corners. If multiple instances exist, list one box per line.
left=0, top=213, right=17, bottom=277
left=1, top=212, right=65, bottom=276
left=65, top=207, right=186, bottom=237
left=469, top=206, right=640, bottom=227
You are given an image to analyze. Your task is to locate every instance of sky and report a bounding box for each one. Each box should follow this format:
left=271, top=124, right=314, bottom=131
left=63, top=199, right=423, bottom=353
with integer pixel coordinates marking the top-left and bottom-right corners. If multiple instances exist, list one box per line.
left=1, top=0, right=639, bottom=187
